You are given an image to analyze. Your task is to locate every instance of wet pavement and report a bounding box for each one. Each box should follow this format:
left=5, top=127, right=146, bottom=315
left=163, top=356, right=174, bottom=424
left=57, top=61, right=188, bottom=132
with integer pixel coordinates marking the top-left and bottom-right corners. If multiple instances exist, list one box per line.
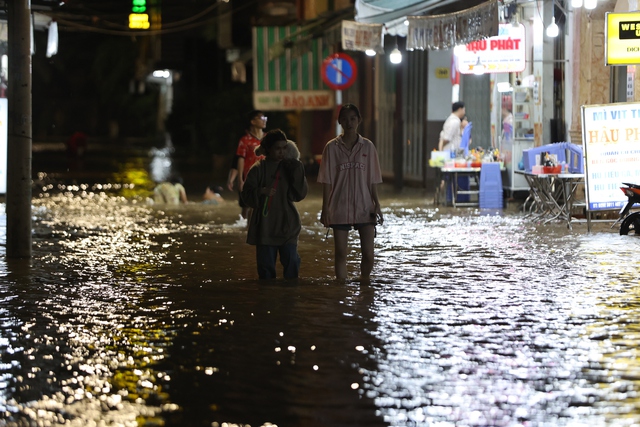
left=1, top=148, right=640, bottom=426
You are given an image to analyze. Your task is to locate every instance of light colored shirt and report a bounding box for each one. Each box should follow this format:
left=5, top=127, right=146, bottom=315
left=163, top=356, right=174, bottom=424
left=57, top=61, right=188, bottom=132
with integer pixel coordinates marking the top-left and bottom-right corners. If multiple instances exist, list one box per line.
left=441, top=113, right=462, bottom=153
left=318, top=134, right=383, bottom=225
left=153, top=182, right=186, bottom=205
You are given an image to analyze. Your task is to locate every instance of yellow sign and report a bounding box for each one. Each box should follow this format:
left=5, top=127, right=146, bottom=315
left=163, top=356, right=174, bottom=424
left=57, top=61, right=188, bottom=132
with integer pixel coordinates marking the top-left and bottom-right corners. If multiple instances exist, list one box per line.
left=606, top=12, right=640, bottom=65
left=129, top=13, right=150, bottom=29
left=435, top=67, right=449, bottom=79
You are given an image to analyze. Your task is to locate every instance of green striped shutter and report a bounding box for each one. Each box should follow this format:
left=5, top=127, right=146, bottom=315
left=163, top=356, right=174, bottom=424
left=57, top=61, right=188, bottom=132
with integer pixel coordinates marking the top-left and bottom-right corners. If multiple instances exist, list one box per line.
left=253, top=26, right=330, bottom=92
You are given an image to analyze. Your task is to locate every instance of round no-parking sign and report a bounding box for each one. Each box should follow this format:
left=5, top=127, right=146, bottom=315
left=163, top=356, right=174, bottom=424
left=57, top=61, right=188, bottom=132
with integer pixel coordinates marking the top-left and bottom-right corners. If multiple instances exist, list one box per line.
left=321, top=53, right=358, bottom=91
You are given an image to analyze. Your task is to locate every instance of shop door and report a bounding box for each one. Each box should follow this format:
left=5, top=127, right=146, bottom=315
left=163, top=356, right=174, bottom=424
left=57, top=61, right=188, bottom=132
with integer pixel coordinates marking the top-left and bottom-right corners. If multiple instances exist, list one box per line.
left=460, top=74, right=491, bottom=150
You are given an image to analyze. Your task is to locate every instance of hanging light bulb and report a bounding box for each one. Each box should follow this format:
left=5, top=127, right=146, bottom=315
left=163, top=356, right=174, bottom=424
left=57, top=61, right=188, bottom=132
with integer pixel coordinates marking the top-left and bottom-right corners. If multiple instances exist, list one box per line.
left=473, top=57, right=485, bottom=75
left=571, top=0, right=583, bottom=7
left=584, top=0, right=597, bottom=9
left=546, top=16, right=559, bottom=37
left=365, top=49, right=376, bottom=57
left=390, top=47, right=402, bottom=64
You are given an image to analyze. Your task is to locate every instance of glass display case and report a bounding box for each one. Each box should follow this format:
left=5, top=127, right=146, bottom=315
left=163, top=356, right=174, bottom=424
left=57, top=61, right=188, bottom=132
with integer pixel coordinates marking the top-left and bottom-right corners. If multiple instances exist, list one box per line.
left=502, top=86, right=535, bottom=195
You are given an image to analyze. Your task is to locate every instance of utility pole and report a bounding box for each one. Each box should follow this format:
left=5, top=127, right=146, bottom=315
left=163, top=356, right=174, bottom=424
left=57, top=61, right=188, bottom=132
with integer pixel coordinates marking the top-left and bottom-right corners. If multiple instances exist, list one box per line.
left=7, top=0, right=32, bottom=258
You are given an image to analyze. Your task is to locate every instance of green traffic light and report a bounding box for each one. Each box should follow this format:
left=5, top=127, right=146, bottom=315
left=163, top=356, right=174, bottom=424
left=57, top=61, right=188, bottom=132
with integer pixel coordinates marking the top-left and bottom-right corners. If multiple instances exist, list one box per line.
left=132, top=0, right=146, bottom=13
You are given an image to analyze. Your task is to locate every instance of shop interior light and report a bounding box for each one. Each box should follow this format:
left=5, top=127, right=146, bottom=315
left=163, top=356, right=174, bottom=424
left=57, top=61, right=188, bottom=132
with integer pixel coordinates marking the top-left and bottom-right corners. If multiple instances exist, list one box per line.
left=546, top=16, right=559, bottom=37
left=365, top=49, right=377, bottom=57
left=390, top=47, right=402, bottom=64
left=584, top=0, right=597, bottom=9
left=473, top=57, right=485, bottom=75
left=571, top=0, right=583, bottom=7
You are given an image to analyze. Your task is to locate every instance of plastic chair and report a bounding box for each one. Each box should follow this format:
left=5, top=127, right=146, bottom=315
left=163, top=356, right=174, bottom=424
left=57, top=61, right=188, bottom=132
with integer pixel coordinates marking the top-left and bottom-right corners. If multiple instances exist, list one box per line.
left=460, top=122, right=472, bottom=157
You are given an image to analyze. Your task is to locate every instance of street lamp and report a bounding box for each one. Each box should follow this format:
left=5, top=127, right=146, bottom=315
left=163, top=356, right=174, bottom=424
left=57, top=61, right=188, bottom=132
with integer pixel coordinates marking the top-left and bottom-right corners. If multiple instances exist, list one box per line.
left=546, top=16, right=559, bottom=38
left=390, top=47, right=402, bottom=64
left=584, top=0, right=597, bottom=9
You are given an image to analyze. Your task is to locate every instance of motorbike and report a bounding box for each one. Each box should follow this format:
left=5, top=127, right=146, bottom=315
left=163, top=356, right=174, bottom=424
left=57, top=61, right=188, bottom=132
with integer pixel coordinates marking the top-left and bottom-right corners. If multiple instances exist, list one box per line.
left=613, top=182, right=640, bottom=235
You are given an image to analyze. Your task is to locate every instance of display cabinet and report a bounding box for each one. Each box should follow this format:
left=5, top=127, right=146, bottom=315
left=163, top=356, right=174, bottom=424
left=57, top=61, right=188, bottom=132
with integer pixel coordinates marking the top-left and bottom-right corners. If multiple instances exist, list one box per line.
left=504, top=86, right=535, bottom=195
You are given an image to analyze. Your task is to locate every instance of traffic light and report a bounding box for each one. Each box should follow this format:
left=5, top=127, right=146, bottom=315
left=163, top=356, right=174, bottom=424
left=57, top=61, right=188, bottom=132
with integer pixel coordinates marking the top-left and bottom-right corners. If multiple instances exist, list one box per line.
left=129, top=0, right=149, bottom=29
left=132, top=0, right=146, bottom=13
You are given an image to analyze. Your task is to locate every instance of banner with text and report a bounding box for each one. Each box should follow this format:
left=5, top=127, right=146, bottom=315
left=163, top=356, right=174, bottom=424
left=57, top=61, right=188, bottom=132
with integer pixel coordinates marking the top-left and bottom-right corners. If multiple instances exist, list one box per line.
left=253, top=90, right=335, bottom=111
left=455, top=24, right=525, bottom=74
left=582, top=102, right=640, bottom=211
left=341, top=20, right=384, bottom=54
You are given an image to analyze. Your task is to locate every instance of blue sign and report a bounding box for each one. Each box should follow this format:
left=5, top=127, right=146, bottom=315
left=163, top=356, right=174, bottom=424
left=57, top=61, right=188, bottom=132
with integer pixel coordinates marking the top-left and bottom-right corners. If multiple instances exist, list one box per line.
left=321, top=53, right=358, bottom=90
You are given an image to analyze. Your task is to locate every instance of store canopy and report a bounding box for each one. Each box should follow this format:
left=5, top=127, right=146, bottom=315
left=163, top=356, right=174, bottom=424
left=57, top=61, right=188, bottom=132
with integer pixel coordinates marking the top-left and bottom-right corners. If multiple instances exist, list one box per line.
left=407, top=0, right=499, bottom=50
left=355, top=0, right=492, bottom=36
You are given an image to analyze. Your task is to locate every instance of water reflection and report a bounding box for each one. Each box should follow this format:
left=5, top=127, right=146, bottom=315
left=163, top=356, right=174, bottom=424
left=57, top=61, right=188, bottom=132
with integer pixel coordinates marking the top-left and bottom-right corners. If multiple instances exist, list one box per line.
left=1, top=182, right=640, bottom=425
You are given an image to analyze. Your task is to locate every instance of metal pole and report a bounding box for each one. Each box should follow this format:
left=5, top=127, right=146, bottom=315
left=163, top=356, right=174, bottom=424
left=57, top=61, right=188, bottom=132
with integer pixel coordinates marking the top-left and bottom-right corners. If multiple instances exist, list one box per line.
left=7, top=0, right=32, bottom=258
left=393, top=58, right=404, bottom=192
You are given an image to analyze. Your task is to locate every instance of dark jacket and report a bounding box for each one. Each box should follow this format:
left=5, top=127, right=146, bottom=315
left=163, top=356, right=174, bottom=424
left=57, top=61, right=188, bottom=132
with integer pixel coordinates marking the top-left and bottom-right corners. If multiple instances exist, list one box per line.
left=241, top=142, right=308, bottom=246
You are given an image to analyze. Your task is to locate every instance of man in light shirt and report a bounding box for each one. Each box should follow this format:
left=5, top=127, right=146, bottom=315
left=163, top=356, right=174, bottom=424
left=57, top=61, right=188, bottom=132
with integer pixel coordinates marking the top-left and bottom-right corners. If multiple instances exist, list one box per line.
left=438, top=101, right=466, bottom=154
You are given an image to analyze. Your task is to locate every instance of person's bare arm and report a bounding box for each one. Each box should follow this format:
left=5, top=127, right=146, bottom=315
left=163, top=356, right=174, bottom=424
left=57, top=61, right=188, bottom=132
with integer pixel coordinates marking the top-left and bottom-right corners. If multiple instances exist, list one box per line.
left=371, top=184, right=383, bottom=225
left=179, top=185, right=188, bottom=204
left=227, top=168, right=238, bottom=191
left=320, top=183, right=331, bottom=227
left=237, top=157, right=245, bottom=190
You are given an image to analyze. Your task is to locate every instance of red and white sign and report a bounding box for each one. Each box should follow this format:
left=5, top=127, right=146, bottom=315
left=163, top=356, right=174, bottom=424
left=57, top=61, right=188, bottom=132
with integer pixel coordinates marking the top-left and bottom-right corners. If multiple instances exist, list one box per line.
left=455, top=24, right=526, bottom=74
left=321, top=53, right=358, bottom=91
left=253, top=90, right=335, bottom=111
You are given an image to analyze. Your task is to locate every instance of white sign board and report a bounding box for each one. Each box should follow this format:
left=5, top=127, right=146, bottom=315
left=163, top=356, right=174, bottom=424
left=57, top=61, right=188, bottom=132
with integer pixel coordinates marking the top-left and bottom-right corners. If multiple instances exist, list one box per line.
left=581, top=102, right=640, bottom=211
left=341, top=20, right=384, bottom=54
left=455, top=24, right=526, bottom=74
left=0, top=98, right=6, bottom=194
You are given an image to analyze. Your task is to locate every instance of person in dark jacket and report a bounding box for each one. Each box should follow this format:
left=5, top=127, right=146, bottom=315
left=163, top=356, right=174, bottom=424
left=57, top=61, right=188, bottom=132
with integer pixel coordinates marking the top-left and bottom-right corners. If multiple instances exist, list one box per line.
left=241, top=129, right=308, bottom=279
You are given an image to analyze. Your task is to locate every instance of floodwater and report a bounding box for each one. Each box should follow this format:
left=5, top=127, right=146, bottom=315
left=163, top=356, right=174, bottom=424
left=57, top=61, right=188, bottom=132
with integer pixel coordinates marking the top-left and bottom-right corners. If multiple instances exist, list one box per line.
left=2, top=150, right=640, bottom=426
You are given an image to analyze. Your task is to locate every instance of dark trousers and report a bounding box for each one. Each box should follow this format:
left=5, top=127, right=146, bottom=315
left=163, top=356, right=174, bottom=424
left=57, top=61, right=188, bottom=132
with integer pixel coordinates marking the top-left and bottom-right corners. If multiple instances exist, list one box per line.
left=256, top=244, right=300, bottom=279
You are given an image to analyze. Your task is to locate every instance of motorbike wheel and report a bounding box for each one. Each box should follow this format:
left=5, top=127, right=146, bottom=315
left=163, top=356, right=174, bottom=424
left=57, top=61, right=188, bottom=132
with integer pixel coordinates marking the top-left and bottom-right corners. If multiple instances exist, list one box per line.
left=620, top=212, right=640, bottom=235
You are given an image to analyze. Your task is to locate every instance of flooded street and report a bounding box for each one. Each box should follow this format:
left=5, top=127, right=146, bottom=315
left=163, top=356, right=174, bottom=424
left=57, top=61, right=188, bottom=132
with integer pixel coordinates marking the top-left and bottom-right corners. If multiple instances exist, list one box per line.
left=1, top=160, right=640, bottom=426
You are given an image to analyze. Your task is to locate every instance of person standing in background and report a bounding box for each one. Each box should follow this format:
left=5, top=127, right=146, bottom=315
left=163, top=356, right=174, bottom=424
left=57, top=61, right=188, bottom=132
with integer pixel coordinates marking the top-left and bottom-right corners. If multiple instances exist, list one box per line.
left=318, top=104, right=383, bottom=282
left=438, top=101, right=466, bottom=154
left=230, top=110, right=267, bottom=219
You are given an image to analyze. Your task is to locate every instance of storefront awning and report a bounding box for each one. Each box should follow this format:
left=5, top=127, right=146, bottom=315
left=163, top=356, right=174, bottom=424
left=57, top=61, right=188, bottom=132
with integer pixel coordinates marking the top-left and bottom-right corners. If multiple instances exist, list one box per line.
left=355, top=0, right=488, bottom=36
left=407, top=0, right=499, bottom=50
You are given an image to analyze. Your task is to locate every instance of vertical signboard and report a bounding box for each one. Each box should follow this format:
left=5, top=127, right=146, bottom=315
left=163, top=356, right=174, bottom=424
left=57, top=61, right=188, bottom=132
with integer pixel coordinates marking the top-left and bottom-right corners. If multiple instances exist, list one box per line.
left=581, top=102, right=640, bottom=211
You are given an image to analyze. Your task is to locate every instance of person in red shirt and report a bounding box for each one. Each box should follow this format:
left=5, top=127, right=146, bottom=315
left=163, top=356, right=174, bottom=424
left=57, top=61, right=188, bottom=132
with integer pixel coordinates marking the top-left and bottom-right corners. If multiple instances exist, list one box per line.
left=230, top=110, right=267, bottom=219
